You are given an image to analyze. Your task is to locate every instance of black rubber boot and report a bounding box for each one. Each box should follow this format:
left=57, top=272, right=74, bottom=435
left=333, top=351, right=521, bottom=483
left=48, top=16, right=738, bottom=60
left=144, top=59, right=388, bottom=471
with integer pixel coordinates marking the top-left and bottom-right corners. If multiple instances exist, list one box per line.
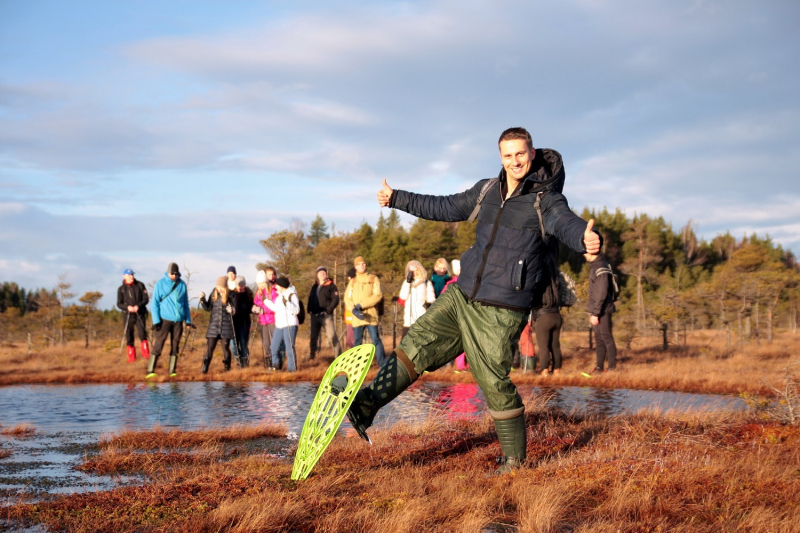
left=493, top=412, right=527, bottom=475
left=201, top=356, right=211, bottom=375
left=347, top=352, right=416, bottom=443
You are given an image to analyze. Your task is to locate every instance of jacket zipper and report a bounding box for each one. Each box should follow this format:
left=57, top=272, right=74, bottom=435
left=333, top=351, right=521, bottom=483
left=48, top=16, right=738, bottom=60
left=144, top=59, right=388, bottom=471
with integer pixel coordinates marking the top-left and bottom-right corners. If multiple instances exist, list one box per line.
left=468, top=181, right=526, bottom=301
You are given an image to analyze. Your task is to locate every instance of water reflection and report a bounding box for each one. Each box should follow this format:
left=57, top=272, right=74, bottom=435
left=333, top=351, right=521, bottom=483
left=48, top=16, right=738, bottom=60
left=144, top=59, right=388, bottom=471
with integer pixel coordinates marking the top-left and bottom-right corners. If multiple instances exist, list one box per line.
left=0, top=381, right=746, bottom=436
left=0, top=381, right=747, bottom=499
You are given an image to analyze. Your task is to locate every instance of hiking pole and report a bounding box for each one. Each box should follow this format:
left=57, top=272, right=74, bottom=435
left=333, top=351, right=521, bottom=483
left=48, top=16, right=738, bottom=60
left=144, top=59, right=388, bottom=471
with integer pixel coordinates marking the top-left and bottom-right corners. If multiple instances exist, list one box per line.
left=180, top=310, right=197, bottom=355
left=118, top=312, right=131, bottom=362
left=248, top=315, right=256, bottom=354
left=228, top=309, right=241, bottom=367
left=392, top=297, right=398, bottom=350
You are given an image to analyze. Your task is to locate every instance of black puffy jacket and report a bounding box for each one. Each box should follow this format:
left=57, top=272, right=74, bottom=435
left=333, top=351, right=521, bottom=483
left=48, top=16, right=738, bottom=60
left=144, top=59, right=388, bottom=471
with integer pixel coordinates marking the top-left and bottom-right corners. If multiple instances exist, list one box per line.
left=587, top=255, right=616, bottom=317
left=201, top=293, right=234, bottom=339
left=116, top=280, right=149, bottom=317
left=390, top=149, right=588, bottom=312
left=307, top=280, right=340, bottom=315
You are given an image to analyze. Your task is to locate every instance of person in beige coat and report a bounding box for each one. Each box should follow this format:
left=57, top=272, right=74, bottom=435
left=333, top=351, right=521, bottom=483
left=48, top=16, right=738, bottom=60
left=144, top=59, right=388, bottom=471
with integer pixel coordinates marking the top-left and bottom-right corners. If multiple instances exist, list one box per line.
left=344, top=256, right=386, bottom=366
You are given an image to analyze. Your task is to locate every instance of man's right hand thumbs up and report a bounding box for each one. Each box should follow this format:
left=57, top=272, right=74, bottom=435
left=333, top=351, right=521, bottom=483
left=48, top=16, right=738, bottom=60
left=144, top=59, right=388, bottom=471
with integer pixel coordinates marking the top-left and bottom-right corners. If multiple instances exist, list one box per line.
left=377, top=178, right=393, bottom=207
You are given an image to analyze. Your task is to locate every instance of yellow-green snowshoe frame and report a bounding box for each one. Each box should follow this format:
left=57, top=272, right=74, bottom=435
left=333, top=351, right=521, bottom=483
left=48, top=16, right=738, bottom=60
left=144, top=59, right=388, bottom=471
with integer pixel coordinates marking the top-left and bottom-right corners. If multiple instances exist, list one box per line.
left=291, top=344, right=375, bottom=480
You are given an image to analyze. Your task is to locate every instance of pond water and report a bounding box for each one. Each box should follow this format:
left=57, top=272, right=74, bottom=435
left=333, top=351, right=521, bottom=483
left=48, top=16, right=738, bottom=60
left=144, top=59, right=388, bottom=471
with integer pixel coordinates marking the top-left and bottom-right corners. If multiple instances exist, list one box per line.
left=0, top=381, right=746, bottom=500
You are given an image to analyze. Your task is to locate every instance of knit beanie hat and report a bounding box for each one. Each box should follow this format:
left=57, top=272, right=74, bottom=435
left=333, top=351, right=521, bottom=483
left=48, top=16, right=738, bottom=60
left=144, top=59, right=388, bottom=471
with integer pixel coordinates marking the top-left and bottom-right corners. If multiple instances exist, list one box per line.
left=353, top=256, right=365, bottom=266
left=168, top=262, right=180, bottom=275
left=256, top=270, right=267, bottom=284
left=227, top=266, right=237, bottom=274
left=216, top=276, right=228, bottom=287
left=347, top=267, right=356, bottom=278
left=316, top=266, right=327, bottom=273
left=275, top=276, right=290, bottom=289
left=236, top=275, right=246, bottom=286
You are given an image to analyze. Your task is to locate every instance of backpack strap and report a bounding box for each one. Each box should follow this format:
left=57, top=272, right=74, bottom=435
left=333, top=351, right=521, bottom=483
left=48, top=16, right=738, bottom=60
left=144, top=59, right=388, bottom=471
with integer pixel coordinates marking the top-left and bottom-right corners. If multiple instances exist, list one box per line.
left=533, top=192, right=562, bottom=308
left=467, top=178, right=499, bottom=222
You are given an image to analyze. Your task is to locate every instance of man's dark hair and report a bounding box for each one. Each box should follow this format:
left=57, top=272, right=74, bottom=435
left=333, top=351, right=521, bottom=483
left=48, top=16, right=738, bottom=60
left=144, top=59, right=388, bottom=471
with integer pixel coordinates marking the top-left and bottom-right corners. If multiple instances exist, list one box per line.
left=498, top=127, right=533, bottom=149
left=264, top=266, right=277, bottom=275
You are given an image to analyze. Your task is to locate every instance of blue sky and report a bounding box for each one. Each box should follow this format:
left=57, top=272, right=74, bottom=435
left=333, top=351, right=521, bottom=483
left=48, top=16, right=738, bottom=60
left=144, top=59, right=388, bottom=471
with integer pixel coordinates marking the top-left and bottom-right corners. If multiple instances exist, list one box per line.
left=1, top=0, right=799, bottom=310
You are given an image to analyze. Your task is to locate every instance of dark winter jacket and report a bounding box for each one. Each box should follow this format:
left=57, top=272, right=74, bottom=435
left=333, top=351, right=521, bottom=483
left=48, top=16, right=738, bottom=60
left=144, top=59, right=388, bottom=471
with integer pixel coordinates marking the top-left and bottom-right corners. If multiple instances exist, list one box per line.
left=231, top=288, right=254, bottom=328
left=390, top=149, right=589, bottom=312
left=201, top=292, right=234, bottom=339
left=116, top=280, right=149, bottom=317
left=307, top=279, right=340, bottom=315
left=587, top=254, right=616, bottom=317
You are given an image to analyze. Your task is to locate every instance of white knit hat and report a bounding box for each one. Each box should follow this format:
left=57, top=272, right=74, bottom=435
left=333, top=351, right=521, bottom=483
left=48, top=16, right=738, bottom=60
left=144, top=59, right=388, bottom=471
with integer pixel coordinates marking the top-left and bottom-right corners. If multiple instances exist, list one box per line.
left=256, top=270, right=267, bottom=284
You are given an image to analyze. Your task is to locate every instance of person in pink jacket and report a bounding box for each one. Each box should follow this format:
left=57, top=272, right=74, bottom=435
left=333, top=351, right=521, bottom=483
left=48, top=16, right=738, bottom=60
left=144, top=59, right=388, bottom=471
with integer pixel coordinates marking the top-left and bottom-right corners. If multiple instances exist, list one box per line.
left=253, top=267, right=281, bottom=368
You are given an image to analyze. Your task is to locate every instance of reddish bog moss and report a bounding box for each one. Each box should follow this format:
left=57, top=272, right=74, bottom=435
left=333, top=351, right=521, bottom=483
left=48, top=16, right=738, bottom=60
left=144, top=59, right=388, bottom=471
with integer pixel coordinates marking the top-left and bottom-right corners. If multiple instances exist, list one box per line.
left=4, top=411, right=800, bottom=532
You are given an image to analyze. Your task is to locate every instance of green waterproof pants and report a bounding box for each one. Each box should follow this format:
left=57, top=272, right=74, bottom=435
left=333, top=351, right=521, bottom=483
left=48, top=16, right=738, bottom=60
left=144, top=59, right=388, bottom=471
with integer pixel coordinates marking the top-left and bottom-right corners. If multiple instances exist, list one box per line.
left=397, top=284, right=526, bottom=414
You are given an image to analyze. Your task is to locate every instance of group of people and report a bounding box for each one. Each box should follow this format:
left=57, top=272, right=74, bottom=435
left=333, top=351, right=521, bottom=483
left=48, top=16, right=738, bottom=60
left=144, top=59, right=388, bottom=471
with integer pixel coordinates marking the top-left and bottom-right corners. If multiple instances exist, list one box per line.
left=115, top=259, right=392, bottom=378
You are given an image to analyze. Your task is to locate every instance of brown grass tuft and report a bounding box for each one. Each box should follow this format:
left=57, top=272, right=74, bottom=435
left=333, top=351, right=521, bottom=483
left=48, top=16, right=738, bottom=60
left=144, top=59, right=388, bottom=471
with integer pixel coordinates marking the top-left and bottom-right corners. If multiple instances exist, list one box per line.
left=0, top=423, right=35, bottom=437
left=99, top=423, right=287, bottom=449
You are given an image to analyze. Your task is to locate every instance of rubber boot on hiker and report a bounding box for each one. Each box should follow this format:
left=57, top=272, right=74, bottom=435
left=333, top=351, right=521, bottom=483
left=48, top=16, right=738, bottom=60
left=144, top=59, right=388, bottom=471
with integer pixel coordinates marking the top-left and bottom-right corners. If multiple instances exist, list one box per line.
left=346, top=350, right=417, bottom=442
left=492, top=410, right=527, bottom=475
left=146, top=351, right=159, bottom=378
left=168, top=355, right=178, bottom=377
left=201, top=356, right=211, bottom=375
left=126, top=345, right=136, bottom=363
left=140, top=340, right=150, bottom=360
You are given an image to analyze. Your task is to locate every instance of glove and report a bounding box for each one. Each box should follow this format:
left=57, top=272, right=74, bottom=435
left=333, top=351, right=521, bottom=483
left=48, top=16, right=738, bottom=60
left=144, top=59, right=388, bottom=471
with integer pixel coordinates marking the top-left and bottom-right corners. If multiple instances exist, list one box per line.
left=153, top=322, right=162, bottom=332
left=186, top=322, right=196, bottom=329
left=251, top=305, right=263, bottom=315
left=226, top=304, right=233, bottom=314
left=198, top=291, right=206, bottom=300
left=352, top=304, right=365, bottom=321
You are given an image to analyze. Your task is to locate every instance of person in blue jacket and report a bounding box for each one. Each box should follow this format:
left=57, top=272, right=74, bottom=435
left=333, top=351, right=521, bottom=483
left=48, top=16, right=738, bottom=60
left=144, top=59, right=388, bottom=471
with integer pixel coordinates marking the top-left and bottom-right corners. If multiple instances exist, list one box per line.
left=345, top=127, right=601, bottom=475
left=147, top=262, right=193, bottom=379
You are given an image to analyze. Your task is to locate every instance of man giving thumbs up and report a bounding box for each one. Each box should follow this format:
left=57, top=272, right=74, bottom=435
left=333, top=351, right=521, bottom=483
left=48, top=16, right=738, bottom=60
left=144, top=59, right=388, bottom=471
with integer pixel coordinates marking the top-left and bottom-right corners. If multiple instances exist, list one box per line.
left=350, top=127, right=601, bottom=475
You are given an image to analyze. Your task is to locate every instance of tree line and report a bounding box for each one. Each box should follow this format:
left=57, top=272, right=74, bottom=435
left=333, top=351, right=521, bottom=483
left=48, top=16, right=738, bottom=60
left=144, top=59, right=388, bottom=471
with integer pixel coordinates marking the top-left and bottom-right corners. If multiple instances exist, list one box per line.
left=2, top=209, right=798, bottom=349
left=262, top=210, right=800, bottom=348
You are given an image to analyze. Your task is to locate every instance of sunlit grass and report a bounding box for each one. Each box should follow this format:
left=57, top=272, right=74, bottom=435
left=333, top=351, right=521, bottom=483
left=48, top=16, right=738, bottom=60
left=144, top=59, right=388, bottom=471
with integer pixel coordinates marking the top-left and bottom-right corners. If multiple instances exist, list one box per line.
left=4, top=406, right=799, bottom=532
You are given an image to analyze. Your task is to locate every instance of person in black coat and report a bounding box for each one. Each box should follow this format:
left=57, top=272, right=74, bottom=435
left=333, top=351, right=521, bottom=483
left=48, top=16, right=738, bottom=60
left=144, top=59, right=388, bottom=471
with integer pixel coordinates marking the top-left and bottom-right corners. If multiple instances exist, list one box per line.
left=198, top=276, right=235, bottom=374
left=585, top=251, right=617, bottom=372
left=231, top=275, right=254, bottom=368
left=307, top=266, right=342, bottom=359
left=116, top=268, right=150, bottom=363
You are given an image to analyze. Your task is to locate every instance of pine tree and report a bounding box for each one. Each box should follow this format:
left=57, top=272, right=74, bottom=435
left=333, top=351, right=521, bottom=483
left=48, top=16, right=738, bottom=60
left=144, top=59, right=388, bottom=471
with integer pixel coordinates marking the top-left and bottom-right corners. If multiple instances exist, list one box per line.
left=308, top=214, right=330, bottom=248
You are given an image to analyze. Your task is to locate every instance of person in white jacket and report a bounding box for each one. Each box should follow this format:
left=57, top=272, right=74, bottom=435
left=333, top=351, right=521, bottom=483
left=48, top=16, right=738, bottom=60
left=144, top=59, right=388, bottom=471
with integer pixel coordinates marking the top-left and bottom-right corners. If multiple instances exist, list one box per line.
left=397, top=260, right=436, bottom=339
left=260, top=276, right=300, bottom=371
